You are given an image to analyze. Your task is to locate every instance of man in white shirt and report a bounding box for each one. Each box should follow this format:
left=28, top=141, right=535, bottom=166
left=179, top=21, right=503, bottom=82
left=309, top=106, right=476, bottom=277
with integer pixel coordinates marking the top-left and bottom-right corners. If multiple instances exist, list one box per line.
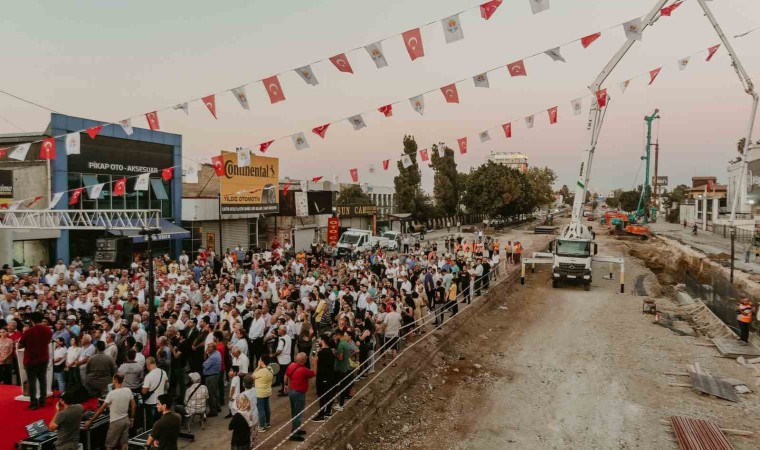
left=141, top=357, right=167, bottom=428
left=131, top=322, right=147, bottom=347
left=231, top=346, right=250, bottom=376
left=272, top=326, right=291, bottom=395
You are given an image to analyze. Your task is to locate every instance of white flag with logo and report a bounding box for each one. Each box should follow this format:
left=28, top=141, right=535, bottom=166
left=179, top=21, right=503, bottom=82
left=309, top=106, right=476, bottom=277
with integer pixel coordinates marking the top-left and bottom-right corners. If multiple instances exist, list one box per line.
left=473, top=73, right=489, bottom=88
left=8, top=200, right=23, bottom=211
left=401, top=154, right=413, bottom=168
left=134, top=173, right=150, bottom=191
left=479, top=130, right=491, bottom=143
left=88, top=183, right=105, bottom=200
left=368, top=164, right=377, bottom=174
left=348, top=115, right=366, bottom=130
left=619, top=80, right=631, bottom=93
left=442, top=14, right=464, bottom=43
left=409, top=95, right=425, bottom=115
left=529, top=0, right=550, bottom=14
left=544, top=47, right=565, bottom=62
left=292, top=133, right=309, bottom=150
left=525, top=115, right=535, bottom=128
left=295, top=65, right=319, bottom=86
left=571, top=98, right=583, bottom=116
left=65, top=132, right=81, bottom=155
left=9, top=143, right=31, bottom=161
left=185, top=166, right=199, bottom=184
left=231, top=86, right=250, bottom=110
left=678, top=56, right=690, bottom=71
left=364, top=42, right=388, bottom=69
left=119, top=119, right=133, bottom=136
left=237, top=147, right=251, bottom=167
left=173, top=103, right=189, bottom=115
left=49, top=192, right=64, bottom=209
left=623, top=18, right=643, bottom=41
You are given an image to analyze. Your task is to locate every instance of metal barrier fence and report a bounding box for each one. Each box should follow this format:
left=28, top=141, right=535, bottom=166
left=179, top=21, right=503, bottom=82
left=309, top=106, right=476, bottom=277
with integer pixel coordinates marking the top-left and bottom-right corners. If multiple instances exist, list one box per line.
left=708, top=224, right=754, bottom=244
left=684, top=271, right=755, bottom=334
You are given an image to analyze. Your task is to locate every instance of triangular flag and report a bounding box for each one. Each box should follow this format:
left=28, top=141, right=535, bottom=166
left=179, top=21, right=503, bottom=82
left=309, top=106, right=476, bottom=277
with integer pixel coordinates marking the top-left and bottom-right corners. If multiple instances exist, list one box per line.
left=581, top=32, right=601, bottom=48
left=649, top=67, right=661, bottom=85
left=480, top=0, right=503, bottom=20
left=71, top=188, right=86, bottom=205
left=365, top=42, right=388, bottom=69
left=442, top=14, right=464, bottom=44
left=368, top=164, right=377, bottom=174
left=678, top=57, right=690, bottom=71
left=382, top=160, right=390, bottom=171
left=86, top=125, right=103, bottom=140
left=571, top=98, right=583, bottom=116
left=349, top=168, right=359, bottom=183
left=441, top=84, right=460, bottom=104
left=329, top=54, right=354, bottom=74
left=202, top=95, right=217, bottom=119
left=283, top=181, right=293, bottom=196
left=312, top=124, right=330, bottom=139
left=295, top=65, right=319, bottom=86
left=237, top=147, right=251, bottom=167
left=211, top=155, right=225, bottom=176
left=50, top=192, right=64, bottom=209
left=0, top=148, right=6, bottom=158
left=401, top=154, right=413, bottom=168
left=544, top=48, right=565, bottom=62
left=457, top=137, right=468, bottom=154
left=660, top=1, right=682, bottom=16
left=65, top=132, right=81, bottom=155
left=525, top=115, right=535, bottom=128
left=40, top=138, right=56, bottom=160
left=259, top=140, right=274, bottom=153
left=502, top=123, right=512, bottom=138
left=507, top=60, right=527, bottom=77
left=173, top=103, right=189, bottom=115
left=596, top=89, right=608, bottom=107
left=529, top=0, right=550, bottom=15
left=292, top=133, right=309, bottom=150
left=348, top=115, right=367, bottom=130
left=8, top=200, right=23, bottom=211
left=378, top=104, right=393, bottom=117
left=26, top=196, right=43, bottom=208
left=88, top=183, right=105, bottom=200
left=706, top=44, right=720, bottom=62
left=409, top=95, right=425, bottom=115
left=619, top=80, right=631, bottom=93
left=479, top=130, right=491, bottom=143
left=623, top=18, right=643, bottom=41
left=312, top=176, right=323, bottom=183
left=9, top=143, right=30, bottom=161
left=113, top=178, right=127, bottom=197
left=135, top=173, right=151, bottom=191
left=162, top=167, right=174, bottom=181
left=263, top=75, right=286, bottom=103
left=146, top=111, right=160, bottom=130
left=231, top=86, right=250, bottom=110
left=420, top=149, right=430, bottom=162
left=473, top=73, right=490, bottom=88
left=119, top=119, right=133, bottom=135
left=185, top=166, right=199, bottom=184
left=402, top=28, right=425, bottom=61
left=548, top=106, right=558, bottom=124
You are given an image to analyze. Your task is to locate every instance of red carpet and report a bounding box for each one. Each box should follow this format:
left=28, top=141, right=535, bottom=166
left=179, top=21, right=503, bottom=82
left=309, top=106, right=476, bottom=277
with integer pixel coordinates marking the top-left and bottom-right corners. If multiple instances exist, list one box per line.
left=0, top=385, right=98, bottom=450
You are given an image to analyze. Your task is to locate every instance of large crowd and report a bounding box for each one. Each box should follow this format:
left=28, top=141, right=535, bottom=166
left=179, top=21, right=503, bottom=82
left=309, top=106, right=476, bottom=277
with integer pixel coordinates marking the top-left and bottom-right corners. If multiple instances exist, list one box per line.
left=1, top=229, right=523, bottom=449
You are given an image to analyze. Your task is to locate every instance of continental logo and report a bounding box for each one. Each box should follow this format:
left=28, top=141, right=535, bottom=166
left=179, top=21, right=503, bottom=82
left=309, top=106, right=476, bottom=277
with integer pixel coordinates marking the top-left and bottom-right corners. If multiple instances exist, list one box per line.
left=224, top=160, right=276, bottom=178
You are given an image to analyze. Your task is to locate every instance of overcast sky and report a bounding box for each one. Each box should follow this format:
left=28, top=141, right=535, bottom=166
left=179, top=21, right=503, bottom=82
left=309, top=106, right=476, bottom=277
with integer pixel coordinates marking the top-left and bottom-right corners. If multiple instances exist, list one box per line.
left=1, top=0, right=759, bottom=193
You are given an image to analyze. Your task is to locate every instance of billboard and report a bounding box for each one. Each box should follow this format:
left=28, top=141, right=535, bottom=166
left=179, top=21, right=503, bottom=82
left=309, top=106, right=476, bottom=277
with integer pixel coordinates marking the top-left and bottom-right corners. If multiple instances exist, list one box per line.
left=336, top=204, right=377, bottom=216
left=219, top=152, right=279, bottom=214
left=327, top=217, right=340, bottom=246
left=653, top=176, right=668, bottom=186
left=0, top=170, right=13, bottom=202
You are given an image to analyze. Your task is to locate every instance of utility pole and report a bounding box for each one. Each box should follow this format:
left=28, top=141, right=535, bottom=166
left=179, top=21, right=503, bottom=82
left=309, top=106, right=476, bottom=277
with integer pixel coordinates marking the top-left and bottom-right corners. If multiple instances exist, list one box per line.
left=637, top=109, right=660, bottom=223
left=653, top=141, right=660, bottom=219
left=139, top=227, right=161, bottom=357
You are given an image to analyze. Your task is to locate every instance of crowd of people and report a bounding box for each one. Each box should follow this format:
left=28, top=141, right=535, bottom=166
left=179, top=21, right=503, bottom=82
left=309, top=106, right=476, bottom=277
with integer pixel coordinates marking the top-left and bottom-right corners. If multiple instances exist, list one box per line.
left=1, top=227, right=514, bottom=449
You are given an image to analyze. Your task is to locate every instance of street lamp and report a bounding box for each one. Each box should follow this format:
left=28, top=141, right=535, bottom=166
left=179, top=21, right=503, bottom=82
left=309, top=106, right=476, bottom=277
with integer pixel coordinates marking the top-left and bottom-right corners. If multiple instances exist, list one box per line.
left=139, top=227, right=161, bottom=357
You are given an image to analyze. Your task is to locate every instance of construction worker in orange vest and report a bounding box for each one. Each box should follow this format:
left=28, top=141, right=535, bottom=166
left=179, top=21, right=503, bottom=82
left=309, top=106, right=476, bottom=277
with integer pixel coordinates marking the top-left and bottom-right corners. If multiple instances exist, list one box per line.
left=737, top=297, right=754, bottom=342
left=514, top=241, right=522, bottom=265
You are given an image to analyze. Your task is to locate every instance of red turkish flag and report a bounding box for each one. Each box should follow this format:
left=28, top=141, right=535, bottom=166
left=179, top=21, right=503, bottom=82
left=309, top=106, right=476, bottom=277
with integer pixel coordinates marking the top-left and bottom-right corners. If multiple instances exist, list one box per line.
left=0, top=148, right=7, bottom=158
left=329, top=54, right=354, bottom=74
left=581, top=32, right=601, bottom=48
left=263, top=75, right=286, bottom=103
left=378, top=104, right=393, bottom=117
left=146, top=111, right=160, bottom=130
left=480, top=0, right=503, bottom=20
left=548, top=106, right=558, bottom=124
left=420, top=149, right=430, bottom=162
left=259, top=141, right=274, bottom=153
left=706, top=44, right=720, bottom=62
left=0, top=203, right=7, bottom=210
left=457, top=137, right=468, bottom=155
left=40, top=138, right=56, bottom=160
left=660, top=1, right=682, bottom=16
left=350, top=168, right=359, bottom=183
left=26, top=196, right=43, bottom=208
left=648, top=67, right=661, bottom=85
left=596, top=89, right=608, bottom=108
left=113, top=177, right=127, bottom=196
left=311, top=176, right=323, bottom=183
left=402, top=28, right=425, bottom=61
left=211, top=155, right=225, bottom=176
left=86, top=125, right=103, bottom=139
left=382, top=159, right=390, bottom=170
left=69, top=188, right=84, bottom=205
left=162, top=167, right=174, bottom=181
left=502, top=122, right=512, bottom=138
left=440, top=84, right=460, bottom=104
left=507, top=60, right=526, bottom=77
left=312, top=124, right=330, bottom=139
left=283, top=181, right=293, bottom=196
left=202, top=95, right=217, bottom=119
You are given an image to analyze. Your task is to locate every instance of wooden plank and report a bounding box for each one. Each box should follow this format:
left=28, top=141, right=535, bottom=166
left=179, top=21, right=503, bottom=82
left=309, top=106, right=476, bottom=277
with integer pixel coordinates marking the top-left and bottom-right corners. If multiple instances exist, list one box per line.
left=669, top=416, right=734, bottom=450
left=687, top=365, right=740, bottom=402
left=713, top=338, right=760, bottom=358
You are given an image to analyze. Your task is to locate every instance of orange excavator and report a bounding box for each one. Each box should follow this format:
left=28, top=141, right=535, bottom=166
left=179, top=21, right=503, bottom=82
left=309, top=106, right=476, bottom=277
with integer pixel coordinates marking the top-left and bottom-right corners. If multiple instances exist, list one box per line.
left=603, top=211, right=650, bottom=240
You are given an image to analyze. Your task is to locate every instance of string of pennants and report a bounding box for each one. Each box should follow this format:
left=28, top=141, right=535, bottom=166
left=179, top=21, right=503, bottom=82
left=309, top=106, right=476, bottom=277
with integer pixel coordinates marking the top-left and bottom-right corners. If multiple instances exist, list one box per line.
left=0, top=0, right=693, bottom=163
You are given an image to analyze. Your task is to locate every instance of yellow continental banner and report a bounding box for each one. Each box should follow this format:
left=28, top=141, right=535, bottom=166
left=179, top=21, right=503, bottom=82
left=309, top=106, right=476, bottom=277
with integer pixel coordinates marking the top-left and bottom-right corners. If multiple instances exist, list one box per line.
left=219, top=151, right=279, bottom=214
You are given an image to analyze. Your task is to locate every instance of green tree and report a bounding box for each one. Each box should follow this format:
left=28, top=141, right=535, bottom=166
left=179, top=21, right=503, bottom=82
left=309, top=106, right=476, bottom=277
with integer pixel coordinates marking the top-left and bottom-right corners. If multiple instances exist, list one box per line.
left=559, top=184, right=573, bottom=206
left=430, top=144, right=459, bottom=214
left=617, top=186, right=643, bottom=212
left=336, top=185, right=372, bottom=205
left=461, top=161, right=523, bottom=219
left=525, top=167, right=557, bottom=210
left=393, top=135, right=432, bottom=219
left=605, top=196, right=620, bottom=209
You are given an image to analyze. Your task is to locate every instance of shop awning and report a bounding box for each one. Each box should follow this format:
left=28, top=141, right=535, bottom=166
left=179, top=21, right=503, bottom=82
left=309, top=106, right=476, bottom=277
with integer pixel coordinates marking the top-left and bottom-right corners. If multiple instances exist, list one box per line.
left=109, top=219, right=190, bottom=243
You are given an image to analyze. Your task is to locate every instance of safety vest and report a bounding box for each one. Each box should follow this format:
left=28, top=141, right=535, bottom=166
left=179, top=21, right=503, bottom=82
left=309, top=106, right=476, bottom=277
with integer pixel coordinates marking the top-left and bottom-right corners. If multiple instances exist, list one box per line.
left=494, top=241, right=500, bottom=252
left=738, top=305, right=753, bottom=323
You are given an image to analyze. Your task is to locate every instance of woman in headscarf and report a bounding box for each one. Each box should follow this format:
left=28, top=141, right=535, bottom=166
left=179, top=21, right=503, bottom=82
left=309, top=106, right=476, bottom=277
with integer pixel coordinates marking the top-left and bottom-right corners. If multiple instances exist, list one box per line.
left=228, top=394, right=258, bottom=449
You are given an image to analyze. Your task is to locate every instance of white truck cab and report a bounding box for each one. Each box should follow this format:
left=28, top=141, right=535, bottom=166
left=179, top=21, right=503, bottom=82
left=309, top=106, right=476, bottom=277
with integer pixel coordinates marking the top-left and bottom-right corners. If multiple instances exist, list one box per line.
left=337, top=229, right=388, bottom=256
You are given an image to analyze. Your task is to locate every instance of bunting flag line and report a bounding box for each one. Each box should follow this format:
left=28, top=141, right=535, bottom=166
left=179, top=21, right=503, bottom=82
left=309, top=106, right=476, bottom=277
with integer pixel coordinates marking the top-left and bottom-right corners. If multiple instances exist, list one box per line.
left=26, top=196, right=43, bottom=208
left=678, top=56, right=690, bottom=71
left=502, top=122, right=512, bottom=138
left=9, top=143, right=31, bottom=161
left=402, top=28, right=425, bottom=61
left=457, top=137, right=468, bottom=154
left=86, top=126, right=103, bottom=139
left=479, top=130, right=491, bottom=142
left=162, top=167, right=174, bottom=181
left=348, top=115, right=367, bottom=130
left=401, top=154, right=413, bottom=168
left=65, top=133, right=81, bottom=155
left=292, top=133, right=309, bottom=150
left=420, top=149, right=430, bottom=162
left=40, top=138, right=56, bottom=160
left=441, top=84, right=460, bottom=103
left=119, top=119, right=134, bottom=135
left=173, top=103, right=189, bottom=115
left=660, top=1, right=682, bottom=17
left=480, top=0, right=503, bottom=20
left=379, top=104, right=393, bottom=117
left=211, top=155, right=225, bottom=176
left=69, top=188, right=84, bottom=205
left=312, top=124, right=330, bottom=139
left=544, top=47, right=566, bottom=63
left=382, top=159, right=390, bottom=170
left=237, top=147, right=251, bottom=167
left=548, top=106, right=558, bottom=124
left=259, top=140, right=274, bottom=153
left=581, top=32, right=601, bottom=48
left=507, top=60, right=527, bottom=77
left=232, top=86, right=250, bottom=110
left=263, top=75, right=286, bottom=103
left=350, top=168, right=359, bottom=183
left=529, top=0, right=550, bottom=15
left=525, top=115, right=535, bottom=128
left=202, top=95, right=217, bottom=119
left=8, top=200, right=23, bottom=211
left=624, top=18, right=643, bottom=41
left=135, top=173, right=150, bottom=191
left=295, top=65, right=319, bottom=86
left=365, top=42, right=389, bottom=69
left=410, top=95, right=425, bottom=115
left=442, top=14, right=465, bottom=43
left=649, top=67, right=662, bottom=85
left=113, top=178, right=127, bottom=196
left=185, top=166, right=199, bottom=184
left=473, top=73, right=490, bottom=87
left=571, top=98, right=583, bottom=116
left=329, top=54, right=354, bottom=74
left=706, top=44, right=720, bottom=62
left=146, top=112, right=160, bottom=130
left=88, top=183, right=105, bottom=200
left=50, top=192, right=64, bottom=209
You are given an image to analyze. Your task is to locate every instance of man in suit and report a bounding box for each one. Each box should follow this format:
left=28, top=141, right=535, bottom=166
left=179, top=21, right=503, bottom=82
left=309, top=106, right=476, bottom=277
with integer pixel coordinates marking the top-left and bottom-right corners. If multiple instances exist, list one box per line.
left=184, top=318, right=203, bottom=375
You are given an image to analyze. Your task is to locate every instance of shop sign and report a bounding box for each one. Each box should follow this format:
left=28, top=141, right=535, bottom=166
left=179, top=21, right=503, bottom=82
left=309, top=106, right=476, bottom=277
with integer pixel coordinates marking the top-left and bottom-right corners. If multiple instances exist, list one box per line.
left=327, top=217, right=340, bottom=246
left=336, top=204, right=377, bottom=216
left=219, top=152, right=279, bottom=214
left=67, top=136, right=173, bottom=175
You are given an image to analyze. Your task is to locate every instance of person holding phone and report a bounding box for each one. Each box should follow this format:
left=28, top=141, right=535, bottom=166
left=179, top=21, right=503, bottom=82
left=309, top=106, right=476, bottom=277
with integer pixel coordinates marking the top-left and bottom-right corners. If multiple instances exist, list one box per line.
left=48, top=391, right=83, bottom=450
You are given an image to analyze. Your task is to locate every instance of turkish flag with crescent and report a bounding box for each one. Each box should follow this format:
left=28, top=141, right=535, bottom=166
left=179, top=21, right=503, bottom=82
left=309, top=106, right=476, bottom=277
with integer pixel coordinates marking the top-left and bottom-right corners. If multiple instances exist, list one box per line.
left=202, top=95, right=217, bottom=119
left=69, top=188, right=84, bottom=206
left=329, top=54, right=354, bottom=74
left=706, top=44, right=720, bottom=62
left=480, top=0, right=503, bottom=20
left=146, top=111, right=160, bottom=130
left=420, top=149, right=429, bottom=162
left=402, top=28, right=425, bottom=61
left=350, top=168, right=359, bottom=183
left=457, top=137, right=468, bottom=155
left=507, top=60, right=526, bottom=77
left=113, top=177, right=127, bottom=196
left=211, top=155, right=225, bottom=176
left=596, top=89, right=608, bottom=108
left=382, top=159, right=390, bottom=171
left=86, top=125, right=103, bottom=140
left=162, top=167, right=174, bottom=181
left=40, top=138, right=56, bottom=160
left=502, top=122, right=512, bottom=138
left=581, top=32, right=601, bottom=48
left=440, top=84, right=460, bottom=104
left=263, top=75, right=286, bottom=103
left=378, top=104, right=393, bottom=117
left=312, top=124, right=330, bottom=139
left=548, top=106, right=558, bottom=124
left=259, top=140, right=274, bottom=153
